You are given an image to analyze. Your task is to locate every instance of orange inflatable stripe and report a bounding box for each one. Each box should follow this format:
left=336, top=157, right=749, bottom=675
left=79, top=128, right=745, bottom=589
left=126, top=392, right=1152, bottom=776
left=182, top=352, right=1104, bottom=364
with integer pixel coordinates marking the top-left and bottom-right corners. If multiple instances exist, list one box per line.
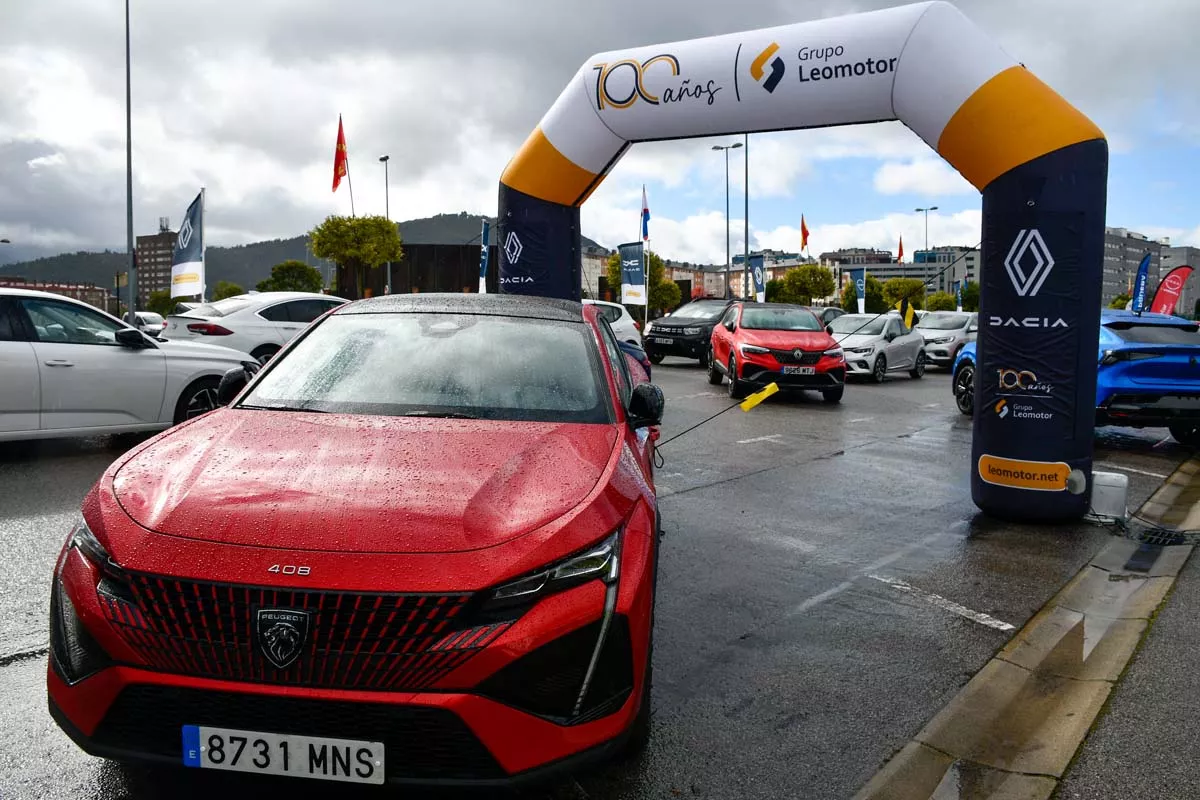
left=937, top=66, right=1104, bottom=191
left=500, top=127, right=599, bottom=206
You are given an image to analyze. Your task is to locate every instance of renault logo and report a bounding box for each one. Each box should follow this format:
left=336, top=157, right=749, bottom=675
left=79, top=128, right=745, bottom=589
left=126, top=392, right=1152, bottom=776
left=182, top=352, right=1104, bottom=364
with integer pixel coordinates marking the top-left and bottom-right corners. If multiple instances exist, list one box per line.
left=1003, top=229, right=1055, bottom=297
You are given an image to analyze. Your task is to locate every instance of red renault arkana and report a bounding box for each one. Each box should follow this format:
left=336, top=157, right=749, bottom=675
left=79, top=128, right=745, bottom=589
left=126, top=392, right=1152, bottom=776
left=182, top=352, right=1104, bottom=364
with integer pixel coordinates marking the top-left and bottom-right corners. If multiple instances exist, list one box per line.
left=48, top=294, right=664, bottom=789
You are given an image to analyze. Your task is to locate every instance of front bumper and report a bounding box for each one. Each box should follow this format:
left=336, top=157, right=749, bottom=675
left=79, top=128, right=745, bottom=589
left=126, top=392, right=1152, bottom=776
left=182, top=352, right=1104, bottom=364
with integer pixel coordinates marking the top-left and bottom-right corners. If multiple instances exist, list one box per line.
left=739, top=363, right=845, bottom=390
left=1097, top=392, right=1200, bottom=428
left=643, top=331, right=709, bottom=359
left=843, top=352, right=877, bottom=375
left=922, top=343, right=959, bottom=365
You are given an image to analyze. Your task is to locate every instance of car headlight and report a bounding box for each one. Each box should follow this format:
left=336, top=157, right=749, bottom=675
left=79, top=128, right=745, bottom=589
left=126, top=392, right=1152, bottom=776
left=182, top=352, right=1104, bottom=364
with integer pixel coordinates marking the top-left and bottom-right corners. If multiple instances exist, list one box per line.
left=847, top=346, right=874, bottom=355
left=823, top=347, right=843, bottom=359
left=484, top=531, right=621, bottom=610
left=683, top=327, right=703, bottom=335
left=69, top=516, right=124, bottom=579
left=739, top=343, right=770, bottom=355
left=929, top=336, right=954, bottom=345
left=643, top=322, right=653, bottom=335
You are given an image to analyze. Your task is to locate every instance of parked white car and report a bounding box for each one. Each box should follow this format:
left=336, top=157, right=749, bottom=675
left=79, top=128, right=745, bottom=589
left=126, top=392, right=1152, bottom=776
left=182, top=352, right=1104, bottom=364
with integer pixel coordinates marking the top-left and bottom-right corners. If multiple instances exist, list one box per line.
left=914, top=311, right=977, bottom=369
left=163, top=292, right=347, bottom=362
left=829, top=312, right=927, bottom=382
left=583, top=299, right=642, bottom=344
left=126, top=310, right=167, bottom=336
left=0, top=288, right=256, bottom=442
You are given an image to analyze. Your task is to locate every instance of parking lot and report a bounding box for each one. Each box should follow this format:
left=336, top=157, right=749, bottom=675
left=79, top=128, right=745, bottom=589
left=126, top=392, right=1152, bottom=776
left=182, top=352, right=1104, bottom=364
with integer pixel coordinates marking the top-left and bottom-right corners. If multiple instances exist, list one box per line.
left=0, top=359, right=1190, bottom=800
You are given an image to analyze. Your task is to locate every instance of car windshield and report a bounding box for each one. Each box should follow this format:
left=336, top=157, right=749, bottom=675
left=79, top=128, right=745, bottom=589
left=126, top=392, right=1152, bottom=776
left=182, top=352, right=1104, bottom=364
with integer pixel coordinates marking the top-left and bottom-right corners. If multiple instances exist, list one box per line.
left=740, top=306, right=821, bottom=331
left=239, top=312, right=614, bottom=424
left=917, top=312, right=969, bottom=331
left=829, top=315, right=886, bottom=336
left=139, top=313, right=163, bottom=324
left=668, top=301, right=727, bottom=321
left=186, top=296, right=258, bottom=318
left=1105, top=321, right=1200, bottom=345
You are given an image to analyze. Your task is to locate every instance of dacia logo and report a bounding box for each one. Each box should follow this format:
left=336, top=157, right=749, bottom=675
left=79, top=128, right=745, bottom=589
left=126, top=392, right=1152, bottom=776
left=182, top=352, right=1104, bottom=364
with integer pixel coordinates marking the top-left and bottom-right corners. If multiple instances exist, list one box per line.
left=750, top=42, right=785, bottom=93
left=500, top=276, right=534, bottom=284
left=988, top=316, right=1068, bottom=329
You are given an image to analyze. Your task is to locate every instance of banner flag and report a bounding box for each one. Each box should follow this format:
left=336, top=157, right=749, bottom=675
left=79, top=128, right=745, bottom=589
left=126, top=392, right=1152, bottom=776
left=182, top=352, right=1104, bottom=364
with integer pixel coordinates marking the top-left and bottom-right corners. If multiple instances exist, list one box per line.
left=750, top=254, right=766, bottom=302
left=1149, top=265, right=1194, bottom=315
left=171, top=190, right=205, bottom=298
left=478, top=219, right=491, bottom=293
left=850, top=268, right=866, bottom=314
left=955, top=280, right=963, bottom=312
left=618, top=241, right=646, bottom=305
left=1130, top=252, right=1151, bottom=313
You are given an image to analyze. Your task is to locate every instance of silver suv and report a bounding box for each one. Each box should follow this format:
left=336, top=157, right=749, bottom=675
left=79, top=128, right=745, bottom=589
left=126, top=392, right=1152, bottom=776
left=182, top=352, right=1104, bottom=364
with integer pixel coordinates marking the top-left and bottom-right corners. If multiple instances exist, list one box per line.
left=914, top=311, right=976, bottom=369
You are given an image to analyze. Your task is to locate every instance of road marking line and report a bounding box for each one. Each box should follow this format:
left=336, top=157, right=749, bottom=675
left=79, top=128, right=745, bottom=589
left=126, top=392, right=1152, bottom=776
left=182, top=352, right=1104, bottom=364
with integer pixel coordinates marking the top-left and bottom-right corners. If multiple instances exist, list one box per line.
left=868, top=574, right=1015, bottom=631
left=849, top=417, right=874, bottom=423
left=673, top=392, right=719, bottom=400
left=736, top=434, right=785, bottom=444
left=1094, top=462, right=1168, bottom=479
left=923, top=403, right=941, bottom=408
left=788, top=581, right=856, bottom=616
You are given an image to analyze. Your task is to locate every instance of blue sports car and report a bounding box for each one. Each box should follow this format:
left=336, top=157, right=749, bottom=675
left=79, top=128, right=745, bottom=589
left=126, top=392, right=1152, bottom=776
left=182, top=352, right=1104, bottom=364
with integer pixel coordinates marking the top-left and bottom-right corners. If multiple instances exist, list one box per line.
left=952, top=309, right=1200, bottom=446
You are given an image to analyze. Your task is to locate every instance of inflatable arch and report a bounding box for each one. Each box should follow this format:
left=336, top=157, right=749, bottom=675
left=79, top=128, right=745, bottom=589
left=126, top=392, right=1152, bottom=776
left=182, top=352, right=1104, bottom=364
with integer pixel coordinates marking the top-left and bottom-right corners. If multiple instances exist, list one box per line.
left=496, top=1, right=1107, bottom=521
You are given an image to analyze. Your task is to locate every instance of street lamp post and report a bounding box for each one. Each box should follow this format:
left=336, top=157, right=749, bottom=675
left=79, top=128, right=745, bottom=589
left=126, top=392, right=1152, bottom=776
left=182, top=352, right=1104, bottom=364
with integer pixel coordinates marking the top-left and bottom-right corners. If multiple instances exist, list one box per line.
left=124, top=0, right=136, bottom=318
left=380, top=155, right=391, bottom=294
left=743, top=133, right=750, bottom=300
left=915, top=206, right=938, bottom=288
left=712, top=142, right=743, bottom=299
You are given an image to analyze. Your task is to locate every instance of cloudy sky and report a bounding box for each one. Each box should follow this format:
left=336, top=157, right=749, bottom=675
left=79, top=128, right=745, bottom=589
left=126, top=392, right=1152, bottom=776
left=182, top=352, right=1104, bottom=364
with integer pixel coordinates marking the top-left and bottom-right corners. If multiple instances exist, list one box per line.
left=2, top=0, right=1198, bottom=266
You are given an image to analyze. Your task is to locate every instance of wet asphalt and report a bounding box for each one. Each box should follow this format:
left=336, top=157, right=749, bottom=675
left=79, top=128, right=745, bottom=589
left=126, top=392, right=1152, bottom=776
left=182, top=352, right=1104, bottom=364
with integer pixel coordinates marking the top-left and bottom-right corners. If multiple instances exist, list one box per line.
left=0, top=359, right=1189, bottom=800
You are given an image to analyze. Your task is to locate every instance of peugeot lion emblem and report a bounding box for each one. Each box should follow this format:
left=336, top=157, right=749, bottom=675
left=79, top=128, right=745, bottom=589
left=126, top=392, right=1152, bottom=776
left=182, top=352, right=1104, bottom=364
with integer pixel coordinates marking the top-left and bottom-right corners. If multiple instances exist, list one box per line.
left=256, top=608, right=311, bottom=669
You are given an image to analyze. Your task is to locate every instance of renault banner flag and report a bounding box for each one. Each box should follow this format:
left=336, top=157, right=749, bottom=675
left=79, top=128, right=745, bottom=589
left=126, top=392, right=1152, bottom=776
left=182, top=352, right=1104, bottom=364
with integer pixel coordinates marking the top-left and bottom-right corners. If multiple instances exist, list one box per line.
left=750, top=254, right=766, bottom=302
left=171, top=190, right=205, bottom=298
left=955, top=280, right=963, bottom=312
left=478, top=219, right=491, bottom=293
left=849, top=268, right=866, bottom=314
left=1150, top=265, right=1194, bottom=315
left=618, top=241, right=646, bottom=305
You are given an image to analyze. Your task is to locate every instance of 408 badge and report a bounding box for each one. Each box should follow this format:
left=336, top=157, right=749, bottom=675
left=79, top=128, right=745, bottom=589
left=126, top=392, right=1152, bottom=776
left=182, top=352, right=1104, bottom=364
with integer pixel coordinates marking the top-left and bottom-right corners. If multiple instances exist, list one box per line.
left=592, top=54, right=722, bottom=109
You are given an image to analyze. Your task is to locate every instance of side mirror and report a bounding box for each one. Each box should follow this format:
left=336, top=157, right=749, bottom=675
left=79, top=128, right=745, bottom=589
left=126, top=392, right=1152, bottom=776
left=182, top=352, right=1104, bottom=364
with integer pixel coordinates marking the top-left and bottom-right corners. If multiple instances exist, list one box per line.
left=627, top=383, right=665, bottom=429
left=724, top=320, right=736, bottom=332
left=115, top=328, right=148, bottom=348
left=826, top=324, right=834, bottom=335
left=216, top=361, right=261, bottom=406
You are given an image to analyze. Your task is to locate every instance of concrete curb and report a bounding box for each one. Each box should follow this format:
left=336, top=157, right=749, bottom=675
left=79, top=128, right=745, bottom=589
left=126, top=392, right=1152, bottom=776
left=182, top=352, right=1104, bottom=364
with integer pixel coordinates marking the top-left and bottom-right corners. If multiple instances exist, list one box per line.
left=853, top=458, right=1199, bottom=800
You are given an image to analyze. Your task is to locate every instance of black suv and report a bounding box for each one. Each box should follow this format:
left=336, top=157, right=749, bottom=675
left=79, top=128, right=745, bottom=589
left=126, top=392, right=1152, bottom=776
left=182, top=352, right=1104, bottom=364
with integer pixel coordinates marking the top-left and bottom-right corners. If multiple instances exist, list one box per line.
left=643, top=298, right=735, bottom=365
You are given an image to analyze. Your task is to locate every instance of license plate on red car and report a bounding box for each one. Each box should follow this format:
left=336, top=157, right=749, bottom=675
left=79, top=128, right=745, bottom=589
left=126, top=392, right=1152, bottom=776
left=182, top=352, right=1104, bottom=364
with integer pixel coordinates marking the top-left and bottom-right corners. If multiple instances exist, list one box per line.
left=783, top=366, right=816, bottom=375
left=650, top=337, right=672, bottom=344
left=183, top=725, right=385, bottom=785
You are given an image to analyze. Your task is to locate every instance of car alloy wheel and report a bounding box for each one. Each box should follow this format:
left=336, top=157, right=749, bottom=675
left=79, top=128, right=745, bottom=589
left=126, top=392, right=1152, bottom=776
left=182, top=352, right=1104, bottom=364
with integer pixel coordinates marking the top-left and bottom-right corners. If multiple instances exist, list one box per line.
left=707, top=348, right=723, bottom=385
left=954, top=364, right=975, bottom=416
left=871, top=354, right=887, bottom=384
left=727, top=356, right=747, bottom=400
left=174, top=376, right=222, bottom=424
left=1169, top=422, right=1200, bottom=448
left=910, top=351, right=926, bottom=379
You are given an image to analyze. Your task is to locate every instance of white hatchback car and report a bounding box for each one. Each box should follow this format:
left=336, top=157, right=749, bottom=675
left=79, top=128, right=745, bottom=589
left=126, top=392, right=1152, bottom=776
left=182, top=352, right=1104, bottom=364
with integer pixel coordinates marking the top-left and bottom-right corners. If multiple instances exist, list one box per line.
left=163, top=292, right=347, bottom=362
left=829, top=312, right=928, bottom=383
left=0, top=288, right=256, bottom=442
left=582, top=299, right=642, bottom=344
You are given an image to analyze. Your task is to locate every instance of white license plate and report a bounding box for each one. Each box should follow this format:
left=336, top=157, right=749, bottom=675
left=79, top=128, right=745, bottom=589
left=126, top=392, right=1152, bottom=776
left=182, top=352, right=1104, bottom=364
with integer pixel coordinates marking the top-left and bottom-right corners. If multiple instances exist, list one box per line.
left=650, top=337, right=673, bottom=344
left=183, top=725, right=385, bottom=785
left=783, top=366, right=816, bottom=375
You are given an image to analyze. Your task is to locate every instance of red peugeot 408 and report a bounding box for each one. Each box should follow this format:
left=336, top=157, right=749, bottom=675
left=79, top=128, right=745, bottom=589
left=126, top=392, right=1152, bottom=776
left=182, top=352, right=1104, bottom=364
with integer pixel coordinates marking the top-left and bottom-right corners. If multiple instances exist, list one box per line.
left=48, top=294, right=664, bottom=789
left=708, top=302, right=846, bottom=403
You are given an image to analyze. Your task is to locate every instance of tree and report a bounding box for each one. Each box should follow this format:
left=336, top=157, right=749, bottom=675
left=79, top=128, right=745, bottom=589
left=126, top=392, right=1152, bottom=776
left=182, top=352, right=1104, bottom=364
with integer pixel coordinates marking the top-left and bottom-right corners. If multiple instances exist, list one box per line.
left=773, top=265, right=835, bottom=305
left=962, top=281, right=980, bottom=312
left=146, top=290, right=175, bottom=317
left=926, top=291, right=957, bottom=311
left=213, top=280, right=244, bottom=300
left=310, top=215, right=403, bottom=300
left=882, top=278, right=926, bottom=310
left=1108, top=293, right=1131, bottom=310
left=606, top=249, right=680, bottom=316
left=256, top=260, right=324, bottom=293
left=764, top=279, right=784, bottom=303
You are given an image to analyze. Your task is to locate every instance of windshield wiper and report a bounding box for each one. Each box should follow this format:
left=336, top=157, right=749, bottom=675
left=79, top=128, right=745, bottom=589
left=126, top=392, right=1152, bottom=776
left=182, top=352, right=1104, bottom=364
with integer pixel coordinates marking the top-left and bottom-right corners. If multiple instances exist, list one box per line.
left=238, top=404, right=329, bottom=413
left=399, top=410, right=480, bottom=419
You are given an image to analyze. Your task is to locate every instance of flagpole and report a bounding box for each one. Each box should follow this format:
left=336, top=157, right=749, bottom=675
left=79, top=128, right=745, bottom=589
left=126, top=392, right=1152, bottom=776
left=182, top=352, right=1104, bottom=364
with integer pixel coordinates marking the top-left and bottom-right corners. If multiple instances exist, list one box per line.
left=124, top=0, right=136, bottom=318
left=345, top=159, right=356, bottom=218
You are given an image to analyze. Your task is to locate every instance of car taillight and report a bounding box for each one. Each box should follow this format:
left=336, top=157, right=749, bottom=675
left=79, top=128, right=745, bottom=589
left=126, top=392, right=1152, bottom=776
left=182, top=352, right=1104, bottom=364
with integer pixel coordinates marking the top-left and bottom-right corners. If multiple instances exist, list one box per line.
left=633, top=321, right=642, bottom=331
left=186, top=322, right=233, bottom=335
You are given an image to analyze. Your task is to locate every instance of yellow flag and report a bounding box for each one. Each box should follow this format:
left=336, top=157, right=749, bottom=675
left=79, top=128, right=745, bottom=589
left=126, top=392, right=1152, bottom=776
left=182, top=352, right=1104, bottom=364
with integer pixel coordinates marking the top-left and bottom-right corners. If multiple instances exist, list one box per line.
left=894, top=297, right=916, bottom=328
left=739, top=382, right=780, bottom=412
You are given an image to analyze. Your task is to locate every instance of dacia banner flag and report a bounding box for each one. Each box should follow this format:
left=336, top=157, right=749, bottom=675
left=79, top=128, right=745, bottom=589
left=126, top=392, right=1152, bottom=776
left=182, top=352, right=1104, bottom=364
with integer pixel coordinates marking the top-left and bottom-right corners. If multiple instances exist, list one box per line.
left=478, top=220, right=491, bottom=293
left=1130, top=252, right=1151, bottom=313
left=1150, top=265, right=1194, bottom=315
left=750, top=254, right=766, bottom=302
left=618, top=241, right=646, bottom=305
left=849, top=268, right=866, bottom=314
left=171, top=190, right=205, bottom=298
